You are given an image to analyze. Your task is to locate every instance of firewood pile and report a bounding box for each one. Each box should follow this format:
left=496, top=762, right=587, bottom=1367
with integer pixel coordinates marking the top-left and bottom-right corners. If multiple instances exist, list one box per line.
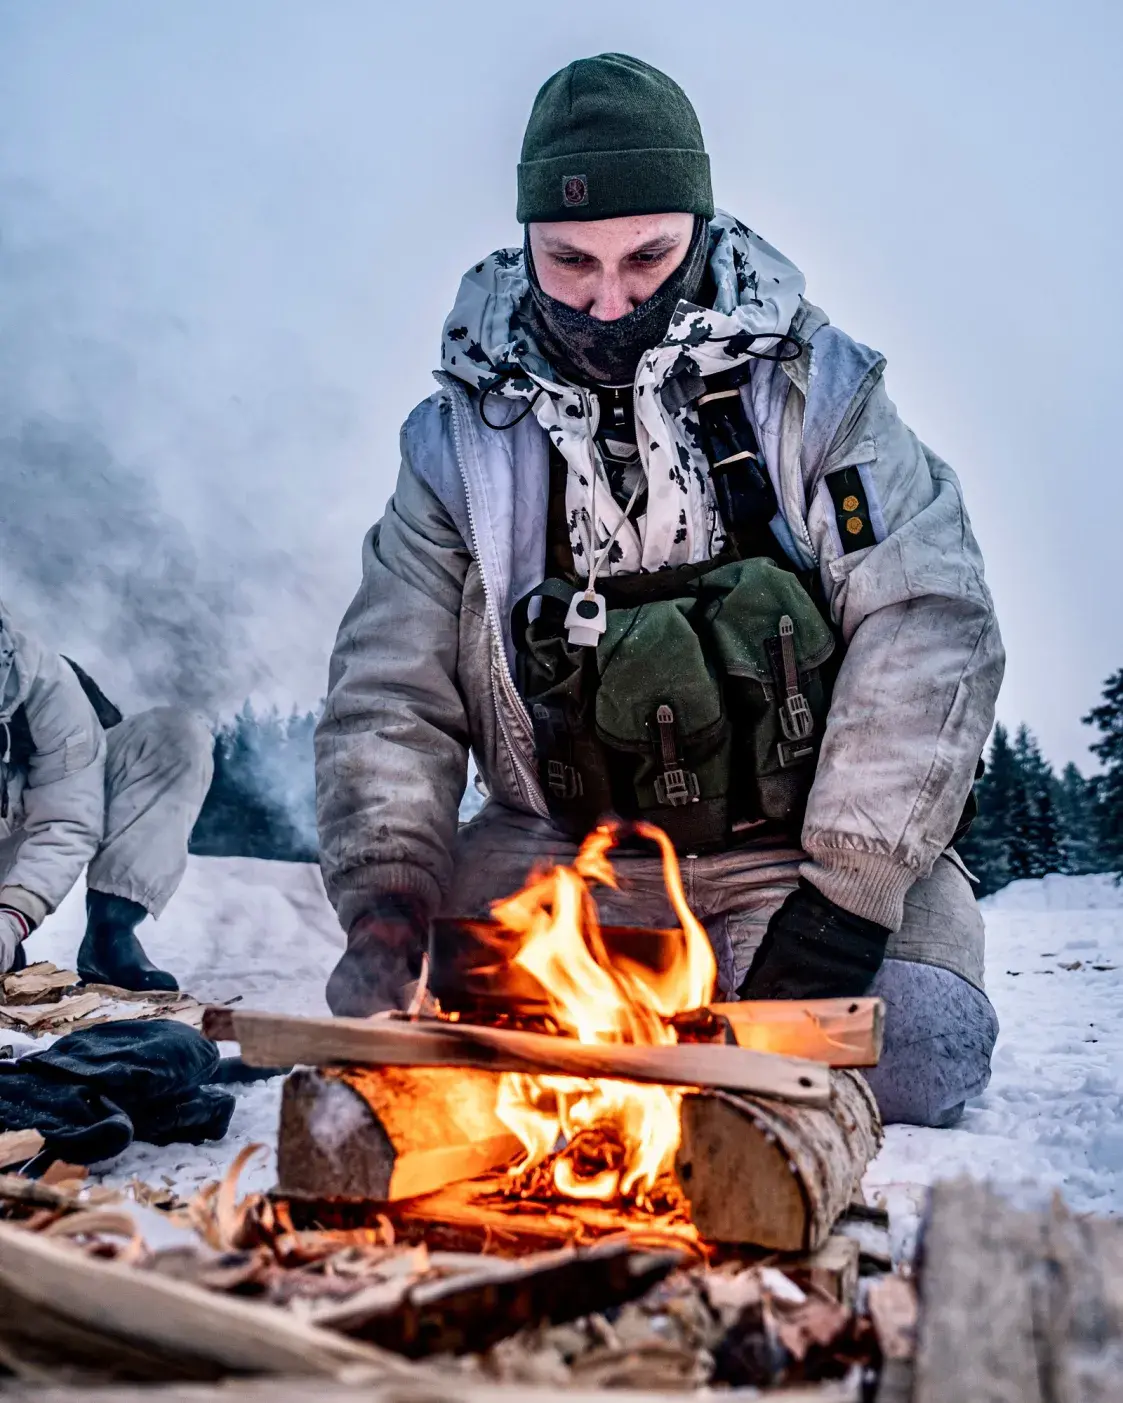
left=2, top=1166, right=1122, bottom=1400
left=0, top=961, right=209, bottom=1041
left=0, top=1150, right=902, bottom=1397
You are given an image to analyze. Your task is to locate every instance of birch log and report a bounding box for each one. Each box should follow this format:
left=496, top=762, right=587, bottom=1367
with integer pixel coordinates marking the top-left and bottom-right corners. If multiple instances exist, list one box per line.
left=277, top=1066, right=522, bottom=1201
left=674, top=1069, right=882, bottom=1251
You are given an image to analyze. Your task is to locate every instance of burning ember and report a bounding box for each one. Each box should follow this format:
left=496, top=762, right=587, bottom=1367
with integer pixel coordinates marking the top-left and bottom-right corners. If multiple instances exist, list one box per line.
left=485, top=822, right=716, bottom=1207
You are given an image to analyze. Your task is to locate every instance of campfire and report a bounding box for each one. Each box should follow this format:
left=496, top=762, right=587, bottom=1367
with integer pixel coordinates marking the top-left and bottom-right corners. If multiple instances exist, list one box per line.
left=192, top=820, right=884, bottom=1265
left=477, top=821, right=716, bottom=1209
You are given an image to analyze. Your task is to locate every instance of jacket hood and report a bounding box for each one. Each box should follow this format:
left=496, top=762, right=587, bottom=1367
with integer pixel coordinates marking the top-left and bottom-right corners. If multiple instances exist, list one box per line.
left=440, top=209, right=806, bottom=392
left=0, top=604, right=38, bottom=724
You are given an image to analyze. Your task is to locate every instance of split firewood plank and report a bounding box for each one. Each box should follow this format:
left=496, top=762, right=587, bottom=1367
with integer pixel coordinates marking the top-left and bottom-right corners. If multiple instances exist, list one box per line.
left=712, top=997, right=884, bottom=1067
left=0, top=1219, right=417, bottom=1381
left=276, top=1065, right=523, bottom=1200
left=207, top=1007, right=831, bottom=1105
left=912, top=1177, right=1048, bottom=1403
left=0, top=990, right=107, bottom=1032
left=674, top=1070, right=883, bottom=1251
left=0, top=1131, right=44, bottom=1171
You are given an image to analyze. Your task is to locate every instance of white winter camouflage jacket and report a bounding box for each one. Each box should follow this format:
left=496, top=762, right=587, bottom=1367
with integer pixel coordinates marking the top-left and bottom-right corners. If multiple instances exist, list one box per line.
left=315, top=217, right=1004, bottom=934
left=0, top=605, right=106, bottom=929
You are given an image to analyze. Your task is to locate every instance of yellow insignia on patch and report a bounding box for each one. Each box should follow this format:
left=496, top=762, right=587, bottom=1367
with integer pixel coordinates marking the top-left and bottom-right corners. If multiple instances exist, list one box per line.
left=842, top=494, right=860, bottom=512
left=846, top=516, right=864, bottom=535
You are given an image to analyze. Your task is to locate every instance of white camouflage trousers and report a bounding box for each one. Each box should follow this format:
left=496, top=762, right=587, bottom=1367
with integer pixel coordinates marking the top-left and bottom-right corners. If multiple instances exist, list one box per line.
left=0, top=707, right=214, bottom=918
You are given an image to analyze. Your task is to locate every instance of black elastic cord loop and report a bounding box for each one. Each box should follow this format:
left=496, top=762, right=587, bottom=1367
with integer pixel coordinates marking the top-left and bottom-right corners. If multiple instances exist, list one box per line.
left=704, top=331, right=804, bottom=363
left=479, top=376, right=545, bottom=431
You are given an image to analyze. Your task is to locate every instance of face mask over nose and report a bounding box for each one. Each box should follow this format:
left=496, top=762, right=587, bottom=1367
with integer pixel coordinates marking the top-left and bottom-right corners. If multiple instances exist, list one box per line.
left=523, top=216, right=711, bottom=388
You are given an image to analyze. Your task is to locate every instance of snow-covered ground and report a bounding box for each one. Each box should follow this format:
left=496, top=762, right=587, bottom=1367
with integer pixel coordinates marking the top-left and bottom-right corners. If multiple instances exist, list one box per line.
left=19, top=861, right=1123, bottom=1244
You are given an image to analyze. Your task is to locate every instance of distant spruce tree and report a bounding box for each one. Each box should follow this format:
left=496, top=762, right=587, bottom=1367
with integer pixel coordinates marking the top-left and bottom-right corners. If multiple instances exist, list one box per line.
left=1009, top=725, right=1062, bottom=879
left=958, top=723, right=1017, bottom=896
left=1084, top=667, right=1123, bottom=879
left=1056, top=762, right=1101, bottom=875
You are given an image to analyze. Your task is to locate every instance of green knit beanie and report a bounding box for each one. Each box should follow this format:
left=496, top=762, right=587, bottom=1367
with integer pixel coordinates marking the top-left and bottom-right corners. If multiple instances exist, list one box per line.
left=517, top=53, right=713, bottom=224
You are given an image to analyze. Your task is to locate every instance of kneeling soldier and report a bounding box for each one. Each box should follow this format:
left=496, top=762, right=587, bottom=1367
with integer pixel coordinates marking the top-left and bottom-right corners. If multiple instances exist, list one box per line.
left=315, top=55, right=1005, bottom=1128
left=0, top=603, right=214, bottom=990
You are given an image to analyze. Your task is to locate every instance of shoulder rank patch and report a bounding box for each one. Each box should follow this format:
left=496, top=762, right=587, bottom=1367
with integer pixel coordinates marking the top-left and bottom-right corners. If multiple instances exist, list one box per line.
left=825, top=466, right=877, bottom=552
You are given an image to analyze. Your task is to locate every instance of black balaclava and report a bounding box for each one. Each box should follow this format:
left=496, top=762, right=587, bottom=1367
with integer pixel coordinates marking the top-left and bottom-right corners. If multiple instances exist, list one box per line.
left=523, top=215, right=711, bottom=388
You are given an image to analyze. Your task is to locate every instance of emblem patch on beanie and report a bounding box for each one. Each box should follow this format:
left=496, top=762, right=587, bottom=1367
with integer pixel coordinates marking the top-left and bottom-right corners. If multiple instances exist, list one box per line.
left=562, top=174, right=589, bottom=207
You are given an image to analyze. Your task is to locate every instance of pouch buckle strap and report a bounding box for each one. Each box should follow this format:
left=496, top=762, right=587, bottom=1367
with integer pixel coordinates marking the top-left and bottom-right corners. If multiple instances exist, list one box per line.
left=652, top=704, right=701, bottom=808
left=532, top=704, right=584, bottom=802
left=778, top=615, right=815, bottom=742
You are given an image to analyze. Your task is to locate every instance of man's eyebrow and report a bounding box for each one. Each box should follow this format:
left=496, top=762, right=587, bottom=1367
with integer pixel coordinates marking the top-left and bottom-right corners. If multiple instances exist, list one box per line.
left=630, top=233, right=681, bottom=254
left=537, top=231, right=683, bottom=256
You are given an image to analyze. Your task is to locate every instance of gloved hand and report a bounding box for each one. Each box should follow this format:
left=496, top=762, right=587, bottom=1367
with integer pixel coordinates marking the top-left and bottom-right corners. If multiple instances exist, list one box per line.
left=0, top=907, right=30, bottom=976
left=325, top=895, right=429, bottom=1018
left=737, top=879, right=891, bottom=1001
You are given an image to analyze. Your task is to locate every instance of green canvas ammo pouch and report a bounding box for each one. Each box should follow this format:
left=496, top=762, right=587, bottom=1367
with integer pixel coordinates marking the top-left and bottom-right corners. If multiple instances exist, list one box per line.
left=513, top=557, right=836, bottom=851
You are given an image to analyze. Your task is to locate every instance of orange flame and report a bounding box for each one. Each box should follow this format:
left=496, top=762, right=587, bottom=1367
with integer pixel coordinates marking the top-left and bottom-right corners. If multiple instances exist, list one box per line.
left=488, top=822, right=716, bottom=1204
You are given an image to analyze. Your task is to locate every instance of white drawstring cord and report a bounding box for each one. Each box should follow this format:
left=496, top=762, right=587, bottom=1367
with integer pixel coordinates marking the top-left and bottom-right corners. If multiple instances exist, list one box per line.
left=580, top=389, right=644, bottom=597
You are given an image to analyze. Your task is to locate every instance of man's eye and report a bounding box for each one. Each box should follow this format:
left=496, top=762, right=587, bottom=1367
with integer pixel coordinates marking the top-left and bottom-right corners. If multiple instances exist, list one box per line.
left=631, top=249, right=670, bottom=265
left=553, top=253, right=591, bottom=268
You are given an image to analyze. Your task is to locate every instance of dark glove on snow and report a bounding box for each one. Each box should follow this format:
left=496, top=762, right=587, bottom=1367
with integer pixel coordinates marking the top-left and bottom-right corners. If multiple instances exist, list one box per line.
left=325, top=895, right=429, bottom=1018
left=737, top=879, right=891, bottom=1001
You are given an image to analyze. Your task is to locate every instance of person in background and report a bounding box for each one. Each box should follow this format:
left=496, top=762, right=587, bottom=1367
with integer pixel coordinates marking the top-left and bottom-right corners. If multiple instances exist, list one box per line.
left=0, top=602, right=214, bottom=990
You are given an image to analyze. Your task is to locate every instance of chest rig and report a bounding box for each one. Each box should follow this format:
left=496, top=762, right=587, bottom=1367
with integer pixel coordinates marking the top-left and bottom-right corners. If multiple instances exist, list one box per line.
left=513, top=360, right=841, bottom=852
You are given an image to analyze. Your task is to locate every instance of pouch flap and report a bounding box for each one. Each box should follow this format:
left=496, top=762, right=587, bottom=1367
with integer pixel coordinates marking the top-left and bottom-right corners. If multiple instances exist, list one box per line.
left=704, top=558, right=835, bottom=682
left=595, top=599, right=723, bottom=745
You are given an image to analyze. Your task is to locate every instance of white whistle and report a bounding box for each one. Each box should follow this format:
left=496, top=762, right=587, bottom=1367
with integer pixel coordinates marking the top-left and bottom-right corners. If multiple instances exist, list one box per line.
left=564, top=590, right=607, bottom=648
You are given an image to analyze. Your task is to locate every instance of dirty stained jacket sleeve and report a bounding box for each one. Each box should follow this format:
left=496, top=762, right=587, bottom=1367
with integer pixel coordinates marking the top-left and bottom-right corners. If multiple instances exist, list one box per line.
left=314, top=453, right=473, bottom=933
left=1, top=652, right=106, bottom=918
left=800, top=376, right=1005, bottom=930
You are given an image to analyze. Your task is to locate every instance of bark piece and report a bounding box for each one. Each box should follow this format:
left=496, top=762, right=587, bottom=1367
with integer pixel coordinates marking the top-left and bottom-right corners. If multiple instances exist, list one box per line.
left=0, top=963, right=77, bottom=1007
left=322, top=1238, right=681, bottom=1357
left=0, top=1131, right=44, bottom=1171
left=276, top=1065, right=522, bottom=1201
left=674, top=1070, right=883, bottom=1251
left=711, top=997, right=884, bottom=1067
left=207, top=1008, right=831, bottom=1105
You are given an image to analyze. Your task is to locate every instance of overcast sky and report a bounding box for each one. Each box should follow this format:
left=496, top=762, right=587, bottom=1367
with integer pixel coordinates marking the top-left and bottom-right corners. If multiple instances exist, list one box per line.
left=1, top=0, right=1120, bottom=768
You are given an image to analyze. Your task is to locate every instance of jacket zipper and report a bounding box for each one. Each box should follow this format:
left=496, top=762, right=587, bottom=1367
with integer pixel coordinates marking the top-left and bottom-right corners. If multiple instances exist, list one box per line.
left=443, top=384, right=548, bottom=817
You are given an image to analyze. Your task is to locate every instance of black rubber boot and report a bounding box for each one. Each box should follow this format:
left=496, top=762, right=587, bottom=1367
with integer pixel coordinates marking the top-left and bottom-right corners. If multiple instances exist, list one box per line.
left=77, top=891, right=179, bottom=993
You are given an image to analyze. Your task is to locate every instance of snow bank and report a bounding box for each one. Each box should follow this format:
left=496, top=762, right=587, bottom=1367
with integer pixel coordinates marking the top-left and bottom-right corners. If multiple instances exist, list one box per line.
left=16, top=858, right=1123, bottom=1232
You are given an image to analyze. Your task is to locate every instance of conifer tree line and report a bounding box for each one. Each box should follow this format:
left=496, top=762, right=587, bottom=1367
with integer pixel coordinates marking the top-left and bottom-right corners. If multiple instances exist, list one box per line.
left=957, top=667, right=1123, bottom=896
left=188, top=670, right=1123, bottom=898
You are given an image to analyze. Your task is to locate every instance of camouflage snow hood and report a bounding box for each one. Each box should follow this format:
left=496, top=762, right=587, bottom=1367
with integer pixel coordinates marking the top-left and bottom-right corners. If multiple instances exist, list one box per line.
left=440, top=212, right=805, bottom=576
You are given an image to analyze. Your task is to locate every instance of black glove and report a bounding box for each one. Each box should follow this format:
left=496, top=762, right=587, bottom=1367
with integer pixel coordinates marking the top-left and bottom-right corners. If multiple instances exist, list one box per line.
left=737, top=879, right=891, bottom=1001
left=325, top=895, right=428, bottom=1018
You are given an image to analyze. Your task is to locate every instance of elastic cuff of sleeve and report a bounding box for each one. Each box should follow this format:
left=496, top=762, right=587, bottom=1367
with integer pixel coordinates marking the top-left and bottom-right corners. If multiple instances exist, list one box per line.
left=0, top=885, right=49, bottom=932
left=333, top=866, right=441, bottom=937
left=799, top=851, right=916, bottom=932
